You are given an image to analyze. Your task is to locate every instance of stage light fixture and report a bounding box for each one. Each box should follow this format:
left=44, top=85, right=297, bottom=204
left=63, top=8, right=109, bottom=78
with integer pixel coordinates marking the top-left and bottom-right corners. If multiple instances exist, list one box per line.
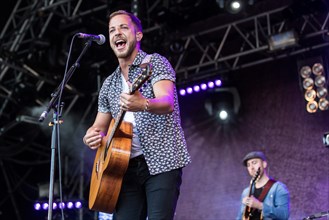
left=302, top=78, right=314, bottom=90
left=34, top=200, right=83, bottom=211
left=219, top=110, right=229, bottom=120
left=298, top=57, right=328, bottom=113
left=306, top=100, right=318, bottom=113
left=225, top=0, right=244, bottom=14
left=315, top=75, right=325, bottom=87
left=178, top=79, right=222, bottom=96
left=300, top=66, right=312, bottom=78
left=268, top=30, right=298, bottom=51
left=317, top=87, right=327, bottom=98
left=204, top=87, right=241, bottom=123
left=319, top=98, right=329, bottom=111
left=304, top=89, right=316, bottom=101
left=131, top=0, right=138, bottom=16
left=193, top=85, right=200, bottom=92
left=312, top=63, right=324, bottom=75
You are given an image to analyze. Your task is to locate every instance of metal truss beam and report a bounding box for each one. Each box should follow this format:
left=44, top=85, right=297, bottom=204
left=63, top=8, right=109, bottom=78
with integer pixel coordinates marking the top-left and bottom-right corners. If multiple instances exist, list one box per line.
left=172, top=6, right=329, bottom=85
left=0, top=0, right=107, bottom=123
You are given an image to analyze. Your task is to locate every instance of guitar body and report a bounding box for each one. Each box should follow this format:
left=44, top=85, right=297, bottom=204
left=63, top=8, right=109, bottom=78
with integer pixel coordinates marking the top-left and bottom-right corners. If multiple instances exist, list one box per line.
left=88, top=61, right=152, bottom=214
left=89, top=119, right=133, bottom=213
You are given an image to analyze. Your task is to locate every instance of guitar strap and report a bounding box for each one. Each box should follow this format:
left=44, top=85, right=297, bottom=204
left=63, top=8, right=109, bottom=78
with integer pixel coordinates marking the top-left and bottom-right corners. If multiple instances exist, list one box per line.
left=258, top=179, right=276, bottom=202
left=141, top=54, right=152, bottom=64
left=257, top=179, right=276, bottom=220
left=247, top=179, right=276, bottom=220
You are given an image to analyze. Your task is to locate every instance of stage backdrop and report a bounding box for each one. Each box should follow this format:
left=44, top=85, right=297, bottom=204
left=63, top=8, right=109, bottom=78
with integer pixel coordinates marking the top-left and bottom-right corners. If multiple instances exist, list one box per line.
left=175, top=55, right=329, bottom=220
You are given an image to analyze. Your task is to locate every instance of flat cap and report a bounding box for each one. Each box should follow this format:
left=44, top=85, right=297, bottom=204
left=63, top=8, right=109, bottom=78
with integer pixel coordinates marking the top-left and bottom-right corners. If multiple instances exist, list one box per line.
left=242, top=151, right=266, bottom=166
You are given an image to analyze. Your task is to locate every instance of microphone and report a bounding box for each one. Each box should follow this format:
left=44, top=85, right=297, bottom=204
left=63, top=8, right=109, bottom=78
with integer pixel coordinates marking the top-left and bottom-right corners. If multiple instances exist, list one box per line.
left=77, top=33, right=106, bottom=45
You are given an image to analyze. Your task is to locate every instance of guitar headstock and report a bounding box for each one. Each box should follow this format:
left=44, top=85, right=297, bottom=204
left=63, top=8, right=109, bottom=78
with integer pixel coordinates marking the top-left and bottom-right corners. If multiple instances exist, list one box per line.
left=129, top=63, right=152, bottom=94
left=251, top=167, right=261, bottom=185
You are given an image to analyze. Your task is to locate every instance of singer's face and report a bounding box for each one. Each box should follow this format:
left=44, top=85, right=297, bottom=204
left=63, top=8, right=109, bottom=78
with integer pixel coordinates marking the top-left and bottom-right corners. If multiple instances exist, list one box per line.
left=246, top=158, right=266, bottom=179
left=109, top=14, right=140, bottom=59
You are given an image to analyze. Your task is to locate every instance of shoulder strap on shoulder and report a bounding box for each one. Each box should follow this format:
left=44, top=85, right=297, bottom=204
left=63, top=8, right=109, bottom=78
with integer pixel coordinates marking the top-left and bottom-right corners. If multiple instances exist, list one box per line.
left=258, top=179, right=277, bottom=202
left=141, top=54, right=152, bottom=64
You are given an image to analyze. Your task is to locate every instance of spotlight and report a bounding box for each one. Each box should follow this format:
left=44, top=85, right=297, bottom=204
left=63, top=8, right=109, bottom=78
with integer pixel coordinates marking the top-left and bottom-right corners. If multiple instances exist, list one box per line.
left=218, top=110, right=229, bottom=120
left=42, top=203, right=49, bottom=210
left=58, top=202, right=65, bottom=209
left=298, top=57, right=328, bottom=113
left=215, top=79, right=222, bottom=86
left=53, top=202, right=58, bottom=210
left=200, top=83, right=207, bottom=90
left=193, top=85, right=200, bottom=92
left=314, top=75, right=326, bottom=87
left=208, top=81, right=215, bottom=88
left=178, top=79, right=222, bottom=96
left=300, top=66, right=312, bottom=78
left=131, top=0, right=138, bottom=16
left=75, top=201, right=82, bottom=209
left=312, top=63, right=324, bottom=75
left=302, top=78, right=314, bottom=90
left=317, top=87, right=327, bottom=98
left=34, top=203, right=41, bottom=210
left=304, top=89, right=316, bottom=101
left=225, top=0, right=244, bottom=14
left=203, top=87, right=240, bottom=123
left=67, top=201, right=74, bottom=209
left=319, top=98, right=329, bottom=111
left=268, top=30, right=298, bottom=51
left=306, top=100, right=318, bottom=113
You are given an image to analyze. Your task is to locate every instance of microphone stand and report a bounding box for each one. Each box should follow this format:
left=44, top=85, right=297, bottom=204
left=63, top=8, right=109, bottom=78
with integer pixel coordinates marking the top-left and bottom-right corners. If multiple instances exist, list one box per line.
left=39, top=40, right=93, bottom=220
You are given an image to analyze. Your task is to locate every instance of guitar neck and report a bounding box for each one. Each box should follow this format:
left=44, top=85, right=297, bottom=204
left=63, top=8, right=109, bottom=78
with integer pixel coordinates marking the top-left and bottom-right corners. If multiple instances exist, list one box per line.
left=105, top=109, right=126, bottom=150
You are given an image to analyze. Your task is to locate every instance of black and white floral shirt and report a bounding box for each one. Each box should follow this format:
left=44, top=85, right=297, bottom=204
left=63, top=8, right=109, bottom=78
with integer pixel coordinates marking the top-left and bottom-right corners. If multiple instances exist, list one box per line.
left=98, top=50, right=191, bottom=175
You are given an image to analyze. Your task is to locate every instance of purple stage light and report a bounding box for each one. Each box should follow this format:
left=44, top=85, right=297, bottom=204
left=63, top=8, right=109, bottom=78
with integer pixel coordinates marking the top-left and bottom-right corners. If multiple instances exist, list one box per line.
left=186, top=87, right=193, bottom=94
left=200, top=83, right=207, bottom=90
left=208, top=81, right=215, bottom=88
left=75, top=201, right=82, bottom=209
left=193, top=85, right=200, bottom=92
left=34, top=203, right=41, bottom=210
left=59, top=202, right=65, bottom=209
left=53, top=202, right=58, bottom=210
left=67, top=201, right=74, bottom=209
left=179, top=89, right=186, bottom=96
left=215, top=79, right=222, bottom=86
left=42, top=202, right=49, bottom=210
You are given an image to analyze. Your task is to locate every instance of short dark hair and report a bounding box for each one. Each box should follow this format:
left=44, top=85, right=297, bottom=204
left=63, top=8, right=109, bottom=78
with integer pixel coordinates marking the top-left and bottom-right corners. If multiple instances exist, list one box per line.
left=107, top=10, right=143, bottom=32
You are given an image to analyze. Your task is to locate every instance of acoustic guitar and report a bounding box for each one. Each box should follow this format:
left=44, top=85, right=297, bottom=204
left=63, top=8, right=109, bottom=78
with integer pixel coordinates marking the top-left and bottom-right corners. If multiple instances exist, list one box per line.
left=243, top=167, right=261, bottom=220
left=88, top=63, right=152, bottom=213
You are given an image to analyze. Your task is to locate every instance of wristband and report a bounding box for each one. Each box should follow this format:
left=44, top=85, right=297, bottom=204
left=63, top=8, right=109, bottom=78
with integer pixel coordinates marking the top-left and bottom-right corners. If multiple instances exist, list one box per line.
left=144, top=99, right=150, bottom=111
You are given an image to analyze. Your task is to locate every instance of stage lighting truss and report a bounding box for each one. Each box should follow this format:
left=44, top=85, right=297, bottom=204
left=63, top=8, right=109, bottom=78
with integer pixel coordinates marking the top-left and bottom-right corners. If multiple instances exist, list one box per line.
left=299, top=60, right=329, bottom=113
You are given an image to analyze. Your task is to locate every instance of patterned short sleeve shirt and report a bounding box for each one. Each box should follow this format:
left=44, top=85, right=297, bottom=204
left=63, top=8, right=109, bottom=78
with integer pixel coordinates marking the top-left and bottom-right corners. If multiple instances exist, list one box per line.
left=98, top=50, right=191, bottom=175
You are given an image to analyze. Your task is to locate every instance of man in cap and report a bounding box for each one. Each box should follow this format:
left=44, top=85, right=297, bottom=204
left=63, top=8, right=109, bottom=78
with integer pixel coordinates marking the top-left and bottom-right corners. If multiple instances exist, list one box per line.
left=236, top=151, right=290, bottom=220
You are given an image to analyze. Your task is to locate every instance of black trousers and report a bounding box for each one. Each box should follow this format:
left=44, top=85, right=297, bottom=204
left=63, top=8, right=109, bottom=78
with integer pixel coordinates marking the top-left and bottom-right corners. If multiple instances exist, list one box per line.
left=113, top=155, right=182, bottom=220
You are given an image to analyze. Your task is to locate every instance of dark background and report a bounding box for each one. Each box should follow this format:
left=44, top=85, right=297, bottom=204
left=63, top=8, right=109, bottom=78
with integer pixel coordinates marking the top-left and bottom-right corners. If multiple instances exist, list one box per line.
left=0, top=0, right=328, bottom=219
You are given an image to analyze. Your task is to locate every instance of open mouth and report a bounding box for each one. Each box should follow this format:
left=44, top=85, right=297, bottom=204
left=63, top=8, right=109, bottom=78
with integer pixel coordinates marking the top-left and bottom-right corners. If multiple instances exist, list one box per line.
left=115, top=39, right=126, bottom=49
